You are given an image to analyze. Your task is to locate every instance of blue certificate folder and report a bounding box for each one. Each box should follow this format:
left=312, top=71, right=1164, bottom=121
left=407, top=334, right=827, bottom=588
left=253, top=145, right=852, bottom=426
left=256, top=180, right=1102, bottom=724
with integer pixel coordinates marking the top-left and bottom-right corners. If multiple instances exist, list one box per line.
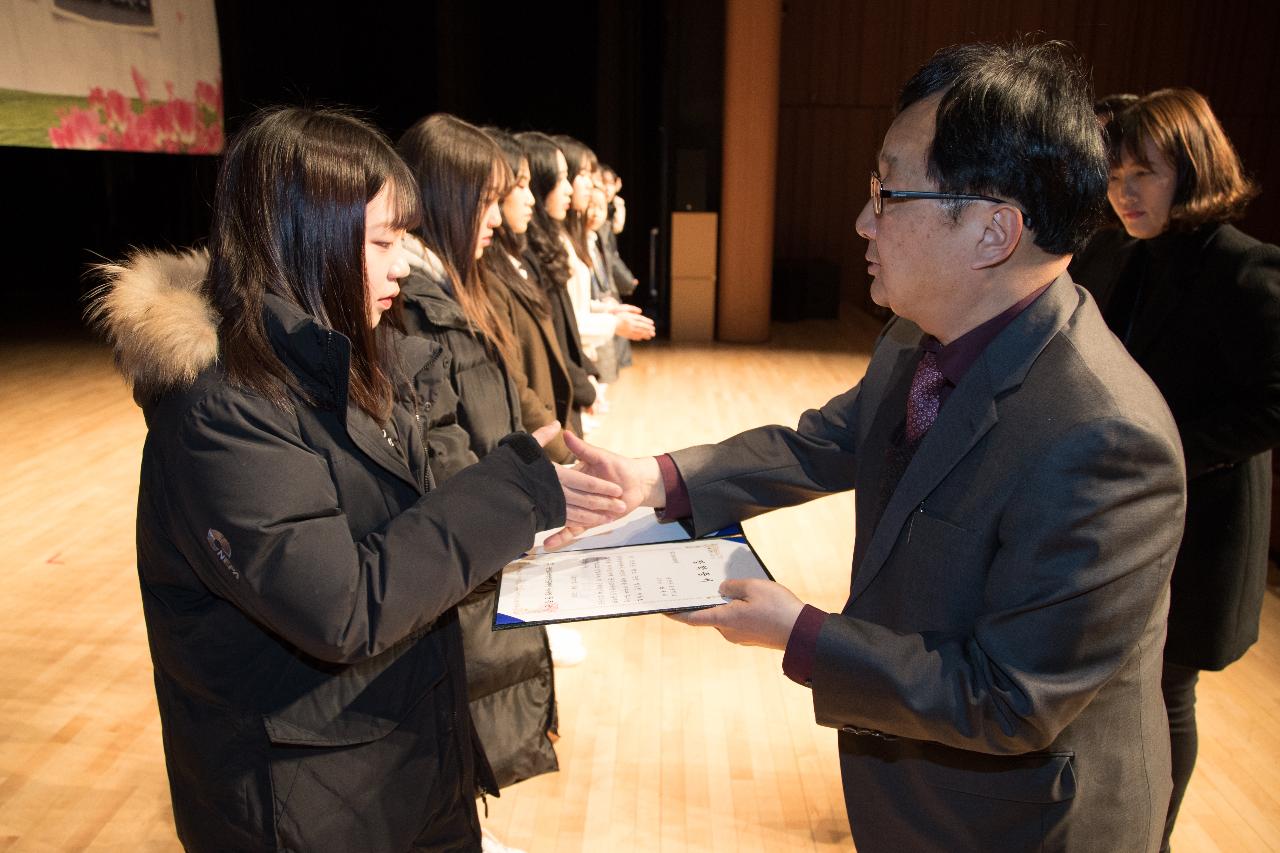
left=492, top=513, right=770, bottom=629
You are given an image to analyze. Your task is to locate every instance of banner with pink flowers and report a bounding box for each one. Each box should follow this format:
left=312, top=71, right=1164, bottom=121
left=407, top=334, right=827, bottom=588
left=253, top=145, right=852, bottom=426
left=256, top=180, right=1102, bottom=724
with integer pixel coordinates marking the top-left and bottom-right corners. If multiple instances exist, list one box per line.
left=0, top=0, right=222, bottom=154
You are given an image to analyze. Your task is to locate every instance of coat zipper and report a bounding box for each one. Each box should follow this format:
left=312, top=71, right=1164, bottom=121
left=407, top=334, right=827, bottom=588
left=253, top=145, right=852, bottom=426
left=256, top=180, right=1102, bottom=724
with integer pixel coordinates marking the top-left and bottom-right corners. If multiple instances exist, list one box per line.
left=413, top=344, right=446, bottom=494
left=414, top=405, right=431, bottom=493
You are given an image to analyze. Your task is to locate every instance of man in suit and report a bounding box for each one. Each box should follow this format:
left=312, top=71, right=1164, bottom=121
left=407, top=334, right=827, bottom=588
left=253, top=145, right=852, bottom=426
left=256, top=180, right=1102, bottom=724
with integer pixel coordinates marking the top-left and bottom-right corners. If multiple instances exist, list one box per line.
left=552, top=41, right=1187, bottom=852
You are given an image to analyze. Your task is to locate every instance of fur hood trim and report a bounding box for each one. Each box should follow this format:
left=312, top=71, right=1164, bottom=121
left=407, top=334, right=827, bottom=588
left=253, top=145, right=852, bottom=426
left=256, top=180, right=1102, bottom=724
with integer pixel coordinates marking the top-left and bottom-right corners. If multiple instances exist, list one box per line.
left=87, top=249, right=218, bottom=393
left=402, top=233, right=447, bottom=278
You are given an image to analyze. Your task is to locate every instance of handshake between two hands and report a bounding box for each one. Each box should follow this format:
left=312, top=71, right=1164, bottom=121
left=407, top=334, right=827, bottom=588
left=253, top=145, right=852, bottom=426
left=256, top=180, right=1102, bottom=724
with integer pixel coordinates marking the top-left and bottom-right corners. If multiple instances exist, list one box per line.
left=528, top=421, right=659, bottom=548
left=526, top=422, right=806, bottom=651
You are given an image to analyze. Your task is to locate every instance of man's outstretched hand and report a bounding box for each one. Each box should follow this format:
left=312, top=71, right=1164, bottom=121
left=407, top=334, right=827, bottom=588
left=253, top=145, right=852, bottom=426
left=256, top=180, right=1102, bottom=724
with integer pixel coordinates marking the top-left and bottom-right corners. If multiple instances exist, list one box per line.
left=543, top=431, right=666, bottom=549
left=531, top=422, right=627, bottom=529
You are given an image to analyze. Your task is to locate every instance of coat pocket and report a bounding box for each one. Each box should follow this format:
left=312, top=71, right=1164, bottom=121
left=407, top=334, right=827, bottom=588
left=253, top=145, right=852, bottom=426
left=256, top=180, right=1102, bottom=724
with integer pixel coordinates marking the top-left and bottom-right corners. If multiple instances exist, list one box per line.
left=897, top=509, right=986, bottom=617
left=262, top=633, right=448, bottom=748
left=265, top=671, right=465, bottom=853
left=921, top=750, right=1077, bottom=804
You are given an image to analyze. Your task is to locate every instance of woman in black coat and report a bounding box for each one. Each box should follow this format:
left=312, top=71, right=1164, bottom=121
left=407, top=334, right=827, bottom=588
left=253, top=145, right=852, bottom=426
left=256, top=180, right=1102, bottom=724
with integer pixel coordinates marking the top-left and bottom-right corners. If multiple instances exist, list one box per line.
left=395, top=114, right=565, bottom=806
left=89, top=108, right=616, bottom=852
left=396, top=115, right=528, bottom=463
left=1069, top=88, right=1280, bottom=852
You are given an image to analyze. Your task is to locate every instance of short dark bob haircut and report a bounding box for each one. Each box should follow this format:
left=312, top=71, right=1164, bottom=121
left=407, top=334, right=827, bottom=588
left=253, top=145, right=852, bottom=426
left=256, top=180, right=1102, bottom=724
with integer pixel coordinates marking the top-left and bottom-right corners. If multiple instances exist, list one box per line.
left=1109, top=87, right=1258, bottom=229
left=1094, top=93, right=1139, bottom=124
left=898, top=40, right=1108, bottom=256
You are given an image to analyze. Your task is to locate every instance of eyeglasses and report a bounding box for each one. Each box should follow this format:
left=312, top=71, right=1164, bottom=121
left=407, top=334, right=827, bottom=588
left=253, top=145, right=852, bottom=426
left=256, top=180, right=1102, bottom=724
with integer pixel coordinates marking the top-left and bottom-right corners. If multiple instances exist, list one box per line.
left=870, top=172, right=1031, bottom=228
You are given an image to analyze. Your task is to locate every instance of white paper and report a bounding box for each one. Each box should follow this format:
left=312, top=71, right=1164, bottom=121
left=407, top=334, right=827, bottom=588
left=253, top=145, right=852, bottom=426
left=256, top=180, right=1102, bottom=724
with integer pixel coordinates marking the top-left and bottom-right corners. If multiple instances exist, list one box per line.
left=494, top=537, right=769, bottom=627
left=530, top=505, right=692, bottom=552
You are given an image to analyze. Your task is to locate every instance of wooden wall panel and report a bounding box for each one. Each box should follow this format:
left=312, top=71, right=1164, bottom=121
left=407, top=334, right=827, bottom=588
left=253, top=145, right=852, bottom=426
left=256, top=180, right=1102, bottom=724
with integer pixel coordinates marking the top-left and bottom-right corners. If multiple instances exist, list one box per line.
left=718, top=0, right=781, bottom=342
left=774, top=0, right=1280, bottom=315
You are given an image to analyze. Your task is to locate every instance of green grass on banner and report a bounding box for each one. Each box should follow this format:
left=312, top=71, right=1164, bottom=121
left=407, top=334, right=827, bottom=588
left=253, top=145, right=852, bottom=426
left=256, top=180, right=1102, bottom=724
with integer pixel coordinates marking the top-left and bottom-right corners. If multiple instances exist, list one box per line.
left=0, top=88, right=91, bottom=148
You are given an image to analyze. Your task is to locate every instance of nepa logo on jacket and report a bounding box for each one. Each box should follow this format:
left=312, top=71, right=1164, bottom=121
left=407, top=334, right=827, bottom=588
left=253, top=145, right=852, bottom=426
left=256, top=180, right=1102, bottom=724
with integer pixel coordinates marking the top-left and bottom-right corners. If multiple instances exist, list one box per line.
left=206, top=529, right=239, bottom=579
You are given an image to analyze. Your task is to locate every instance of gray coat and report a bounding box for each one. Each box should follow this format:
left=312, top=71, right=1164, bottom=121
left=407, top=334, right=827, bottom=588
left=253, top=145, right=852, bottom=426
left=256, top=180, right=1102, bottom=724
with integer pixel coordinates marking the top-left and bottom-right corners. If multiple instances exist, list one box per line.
left=671, top=275, right=1185, bottom=853
left=95, top=250, right=565, bottom=852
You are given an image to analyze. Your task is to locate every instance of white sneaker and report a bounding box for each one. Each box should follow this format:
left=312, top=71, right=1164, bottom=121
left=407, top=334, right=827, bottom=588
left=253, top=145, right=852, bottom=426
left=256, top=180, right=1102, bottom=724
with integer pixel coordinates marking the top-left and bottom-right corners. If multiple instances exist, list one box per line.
left=546, top=624, right=586, bottom=667
left=481, top=827, right=527, bottom=853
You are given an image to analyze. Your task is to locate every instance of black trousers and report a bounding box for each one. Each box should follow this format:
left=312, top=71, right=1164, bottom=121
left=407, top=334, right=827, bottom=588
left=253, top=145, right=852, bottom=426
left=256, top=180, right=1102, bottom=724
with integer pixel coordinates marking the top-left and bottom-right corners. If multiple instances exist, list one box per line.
left=1160, top=660, right=1200, bottom=852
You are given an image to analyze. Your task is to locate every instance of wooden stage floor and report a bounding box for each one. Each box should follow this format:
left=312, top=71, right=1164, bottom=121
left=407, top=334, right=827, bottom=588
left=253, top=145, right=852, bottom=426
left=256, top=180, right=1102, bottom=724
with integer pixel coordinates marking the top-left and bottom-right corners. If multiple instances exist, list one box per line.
left=2, top=313, right=1278, bottom=852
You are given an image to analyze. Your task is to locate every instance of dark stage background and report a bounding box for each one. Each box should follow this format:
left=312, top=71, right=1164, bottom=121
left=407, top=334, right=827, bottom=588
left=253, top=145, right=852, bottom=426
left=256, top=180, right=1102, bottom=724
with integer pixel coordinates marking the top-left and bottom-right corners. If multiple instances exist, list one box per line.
left=775, top=0, right=1280, bottom=315
left=3, top=1, right=1278, bottom=336
left=1, top=0, right=677, bottom=337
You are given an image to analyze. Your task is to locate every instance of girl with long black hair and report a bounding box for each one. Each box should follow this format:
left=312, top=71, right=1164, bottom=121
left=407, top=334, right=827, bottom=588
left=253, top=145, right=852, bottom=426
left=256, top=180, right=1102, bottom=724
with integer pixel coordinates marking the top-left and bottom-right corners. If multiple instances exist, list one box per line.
left=514, top=131, right=599, bottom=436
left=89, top=107, right=618, bottom=852
left=395, top=114, right=572, bottom=828
left=551, top=134, right=653, bottom=395
left=479, top=128, right=576, bottom=464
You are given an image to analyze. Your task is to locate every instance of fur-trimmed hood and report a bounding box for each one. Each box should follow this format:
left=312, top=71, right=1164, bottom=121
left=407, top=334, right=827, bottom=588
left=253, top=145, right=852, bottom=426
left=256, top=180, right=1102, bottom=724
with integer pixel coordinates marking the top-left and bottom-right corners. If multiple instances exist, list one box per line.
left=398, top=234, right=470, bottom=332
left=87, top=249, right=218, bottom=397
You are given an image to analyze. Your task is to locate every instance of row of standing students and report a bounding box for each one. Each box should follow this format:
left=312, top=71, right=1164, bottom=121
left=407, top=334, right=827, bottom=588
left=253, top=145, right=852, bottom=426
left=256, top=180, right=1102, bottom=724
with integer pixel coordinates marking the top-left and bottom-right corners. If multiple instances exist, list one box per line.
left=390, top=115, right=654, bottom=851
left=90, top=107, right=643, bottom=852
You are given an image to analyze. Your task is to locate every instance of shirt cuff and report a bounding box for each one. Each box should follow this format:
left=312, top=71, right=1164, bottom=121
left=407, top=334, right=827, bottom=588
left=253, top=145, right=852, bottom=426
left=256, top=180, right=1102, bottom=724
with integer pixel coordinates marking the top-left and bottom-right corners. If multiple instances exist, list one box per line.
left=654, top=453, right=692, bottom=520
left=782, top=604, right=828, bottom=686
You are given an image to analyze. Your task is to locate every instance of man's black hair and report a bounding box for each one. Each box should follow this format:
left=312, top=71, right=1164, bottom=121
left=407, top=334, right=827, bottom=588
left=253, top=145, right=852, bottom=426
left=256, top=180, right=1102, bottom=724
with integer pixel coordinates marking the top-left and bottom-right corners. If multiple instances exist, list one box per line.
left=897, top=41, right=1107, bottom=255
left=1094, top=93, right=1139, bottom=120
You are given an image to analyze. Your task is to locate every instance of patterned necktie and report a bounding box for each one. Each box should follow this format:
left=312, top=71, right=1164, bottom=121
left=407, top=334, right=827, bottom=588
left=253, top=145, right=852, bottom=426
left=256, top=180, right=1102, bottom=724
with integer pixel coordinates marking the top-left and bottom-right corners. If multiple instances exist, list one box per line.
left=905, top=349, right=946, bottom=444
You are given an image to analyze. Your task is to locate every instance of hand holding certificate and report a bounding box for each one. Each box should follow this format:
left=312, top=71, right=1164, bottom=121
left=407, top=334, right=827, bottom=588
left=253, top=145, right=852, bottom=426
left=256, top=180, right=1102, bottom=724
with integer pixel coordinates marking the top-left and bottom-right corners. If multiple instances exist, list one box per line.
left=665, top=576, right=806, bottom=651
left=528, top=434, right=803, bottom=649
left=494, top=508, right=772, bottom=628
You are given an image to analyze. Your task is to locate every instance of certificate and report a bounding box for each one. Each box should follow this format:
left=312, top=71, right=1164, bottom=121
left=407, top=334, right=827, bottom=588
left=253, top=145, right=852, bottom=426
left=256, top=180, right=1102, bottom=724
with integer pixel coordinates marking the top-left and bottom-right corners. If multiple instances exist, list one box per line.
left=494, top=529, right=771, bottom=628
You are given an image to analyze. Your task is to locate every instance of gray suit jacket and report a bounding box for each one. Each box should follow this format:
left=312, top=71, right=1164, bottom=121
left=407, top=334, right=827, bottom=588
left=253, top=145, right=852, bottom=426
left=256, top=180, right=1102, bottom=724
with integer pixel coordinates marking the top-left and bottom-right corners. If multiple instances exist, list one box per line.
left=671, top=275, right=1185, bottom=853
